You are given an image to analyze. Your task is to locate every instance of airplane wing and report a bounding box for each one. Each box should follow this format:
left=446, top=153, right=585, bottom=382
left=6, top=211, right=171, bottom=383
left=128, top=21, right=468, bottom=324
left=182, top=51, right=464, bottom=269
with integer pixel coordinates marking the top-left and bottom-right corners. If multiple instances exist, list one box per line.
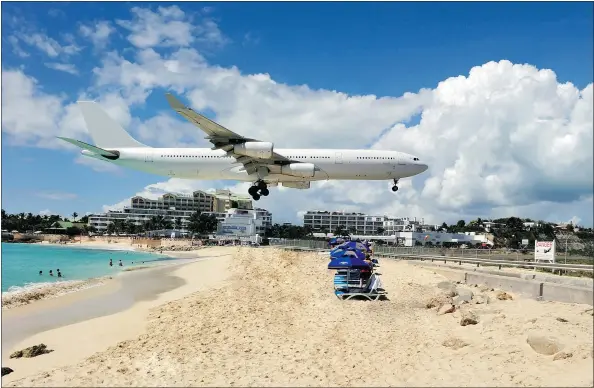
left=282, top=181, right=311, bottom=190
left=165, top=93, right=295, bottom=175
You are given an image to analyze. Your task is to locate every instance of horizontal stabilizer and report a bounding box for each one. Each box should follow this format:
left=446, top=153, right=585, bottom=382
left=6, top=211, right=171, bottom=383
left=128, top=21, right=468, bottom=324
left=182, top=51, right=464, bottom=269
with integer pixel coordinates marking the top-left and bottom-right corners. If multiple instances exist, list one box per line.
left=57, top=137, right=119, bottom=160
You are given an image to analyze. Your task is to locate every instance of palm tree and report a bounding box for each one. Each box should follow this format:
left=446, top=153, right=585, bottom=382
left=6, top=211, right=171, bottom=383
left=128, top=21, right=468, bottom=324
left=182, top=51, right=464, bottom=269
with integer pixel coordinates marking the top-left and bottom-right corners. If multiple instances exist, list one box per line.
left=72, top=212, right=78, bottom=222
left=175, top=217, right=183, bottom=231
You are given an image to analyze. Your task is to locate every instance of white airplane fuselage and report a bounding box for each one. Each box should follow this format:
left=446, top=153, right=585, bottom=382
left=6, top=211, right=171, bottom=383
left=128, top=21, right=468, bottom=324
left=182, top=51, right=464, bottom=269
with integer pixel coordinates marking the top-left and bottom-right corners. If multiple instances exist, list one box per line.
left=84, top=147, right=428, bottom=183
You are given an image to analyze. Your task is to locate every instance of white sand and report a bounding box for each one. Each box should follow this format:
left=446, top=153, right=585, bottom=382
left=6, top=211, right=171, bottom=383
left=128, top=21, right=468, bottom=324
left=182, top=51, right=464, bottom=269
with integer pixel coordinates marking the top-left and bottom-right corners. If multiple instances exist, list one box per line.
left=2, top=247, right=233, bottom=385
left=4, top=247, right=593, bottom=387
left=61, top=240, right=138, bottom=251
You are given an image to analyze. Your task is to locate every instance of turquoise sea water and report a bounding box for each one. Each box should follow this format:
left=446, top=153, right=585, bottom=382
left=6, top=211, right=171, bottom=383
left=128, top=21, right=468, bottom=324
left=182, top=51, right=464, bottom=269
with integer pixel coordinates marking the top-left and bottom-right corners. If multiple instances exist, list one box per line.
left=1, top=243, right=172, bottom=292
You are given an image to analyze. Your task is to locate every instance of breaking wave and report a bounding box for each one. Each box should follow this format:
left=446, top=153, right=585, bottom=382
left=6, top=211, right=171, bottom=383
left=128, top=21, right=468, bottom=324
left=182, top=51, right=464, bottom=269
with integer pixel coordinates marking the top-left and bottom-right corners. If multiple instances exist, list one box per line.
left=1, top=277, right=111, bottom=310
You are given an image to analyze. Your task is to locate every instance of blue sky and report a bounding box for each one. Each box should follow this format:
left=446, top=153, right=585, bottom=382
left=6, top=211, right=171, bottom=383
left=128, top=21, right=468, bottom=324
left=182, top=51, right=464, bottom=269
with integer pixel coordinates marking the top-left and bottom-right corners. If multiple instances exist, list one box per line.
left=1, top=2, right=593, bottom=226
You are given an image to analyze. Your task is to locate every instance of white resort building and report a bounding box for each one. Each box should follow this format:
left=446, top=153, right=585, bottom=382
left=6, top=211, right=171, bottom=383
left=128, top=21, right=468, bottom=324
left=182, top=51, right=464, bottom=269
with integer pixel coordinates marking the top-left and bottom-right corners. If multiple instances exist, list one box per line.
left=88, top=190, right=271, bottom=235
left=303, top=210, right=490, bottom=247
left=302, top=211, right=431, bottom=234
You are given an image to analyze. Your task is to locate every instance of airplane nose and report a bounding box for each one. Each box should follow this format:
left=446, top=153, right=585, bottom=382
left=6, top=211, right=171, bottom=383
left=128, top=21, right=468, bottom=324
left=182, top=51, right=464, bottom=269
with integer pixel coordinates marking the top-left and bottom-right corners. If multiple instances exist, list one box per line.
left=419, top=163, right=428, bottom=173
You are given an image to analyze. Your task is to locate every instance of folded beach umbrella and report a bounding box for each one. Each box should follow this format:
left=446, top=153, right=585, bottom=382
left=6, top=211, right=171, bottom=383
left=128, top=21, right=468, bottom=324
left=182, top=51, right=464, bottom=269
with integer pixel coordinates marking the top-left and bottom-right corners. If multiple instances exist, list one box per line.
left=337, top=240, right=369, bottom=252
left=328, top=251, right=372, bottom=270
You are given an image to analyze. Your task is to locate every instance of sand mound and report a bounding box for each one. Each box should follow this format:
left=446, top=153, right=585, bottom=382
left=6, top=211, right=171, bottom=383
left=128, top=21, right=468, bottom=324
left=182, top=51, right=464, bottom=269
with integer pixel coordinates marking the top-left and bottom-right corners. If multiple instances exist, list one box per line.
left=7, top=248, right=594, bottom=387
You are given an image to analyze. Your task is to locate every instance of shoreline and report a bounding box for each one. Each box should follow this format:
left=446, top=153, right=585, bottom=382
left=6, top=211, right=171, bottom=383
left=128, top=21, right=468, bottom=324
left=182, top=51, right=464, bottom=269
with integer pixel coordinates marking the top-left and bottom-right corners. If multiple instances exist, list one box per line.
left=1, top=242, right=165, bottom=309
left=1, top=247, right=234, bottom=384
left=1, top=244, right=206, bottom=310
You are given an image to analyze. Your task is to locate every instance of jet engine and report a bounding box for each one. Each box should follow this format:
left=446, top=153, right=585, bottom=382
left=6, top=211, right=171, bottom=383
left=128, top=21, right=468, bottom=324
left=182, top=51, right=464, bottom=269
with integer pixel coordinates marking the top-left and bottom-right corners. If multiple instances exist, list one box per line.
left=234, top=141, right=274, bottom=159
left=281, top=163, right=315, bottom=178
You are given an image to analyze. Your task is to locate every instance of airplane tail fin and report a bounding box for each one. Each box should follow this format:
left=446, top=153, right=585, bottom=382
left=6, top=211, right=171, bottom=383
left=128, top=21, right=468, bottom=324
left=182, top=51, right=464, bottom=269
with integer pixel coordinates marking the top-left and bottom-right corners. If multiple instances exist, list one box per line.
left=77, top=101, right=148, bottom=149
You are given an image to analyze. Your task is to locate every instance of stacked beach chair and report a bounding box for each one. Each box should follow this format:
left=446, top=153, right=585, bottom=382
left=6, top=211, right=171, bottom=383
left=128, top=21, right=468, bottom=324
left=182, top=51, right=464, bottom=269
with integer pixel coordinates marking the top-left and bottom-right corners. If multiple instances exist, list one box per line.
left=328, top=240, right=387, bottom=301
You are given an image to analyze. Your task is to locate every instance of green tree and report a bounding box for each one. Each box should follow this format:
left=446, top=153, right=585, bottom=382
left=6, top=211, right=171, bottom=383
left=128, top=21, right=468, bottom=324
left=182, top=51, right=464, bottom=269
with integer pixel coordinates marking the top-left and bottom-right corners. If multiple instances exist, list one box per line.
left=187, top=211, right=203, bottom=235
left=506, top=217, right=524, bottom=232
left=175, top=217, right=183, bottom=230
left=65, top=226, right=82, bottom=236
left=113, top=219, right=125, bottom=234
left=72, top=212, right=78, bottom=222
left=124, top=219, right=137, bottom=234
left=333, top=225, right=349, bottom=237
left=376, top=227, right=385, bottom=235
left=199, top=214, right=219, bottom=234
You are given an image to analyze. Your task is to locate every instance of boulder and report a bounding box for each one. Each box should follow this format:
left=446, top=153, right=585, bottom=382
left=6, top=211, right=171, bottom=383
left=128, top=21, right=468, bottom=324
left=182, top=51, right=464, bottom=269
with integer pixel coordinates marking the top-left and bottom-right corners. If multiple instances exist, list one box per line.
left=9, top=343, right=53, bottom=359
left=496, top=291, right=513, bottom=301
left=452, top=295, right=468, bottom=306
left=460, top=310, right=479, bottom=326
left=1, top=367, right=13, bottom=376
left=526, top=335, right=564, bottom=355
left=438, top=304, right=455, bottom=315
left=553, top=351, right=573, bottom=361
left=473, top=295, right=489, bottom=305
left=437, top=281, right=457, bottom=293
left=556, top=317, right=568, bottom=323
left=425, top=295, right=453, bottom=309
left=456, top=288, right=474, bottom=303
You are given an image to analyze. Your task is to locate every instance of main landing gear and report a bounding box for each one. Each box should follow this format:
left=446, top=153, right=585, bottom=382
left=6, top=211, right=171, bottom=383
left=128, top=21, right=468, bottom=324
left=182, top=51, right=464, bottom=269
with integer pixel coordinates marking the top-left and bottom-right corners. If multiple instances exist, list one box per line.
left=391, top=179, right=399, bottom=192
left=248, top=180, right=269, bottom=201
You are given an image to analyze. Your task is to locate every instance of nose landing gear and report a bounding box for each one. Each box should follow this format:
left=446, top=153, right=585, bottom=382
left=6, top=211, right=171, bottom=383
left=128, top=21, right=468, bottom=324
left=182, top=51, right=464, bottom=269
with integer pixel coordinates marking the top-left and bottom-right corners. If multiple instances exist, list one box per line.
left=391, top=179, right=399, bottom=192
left=248, top=180, right=269, bottom=200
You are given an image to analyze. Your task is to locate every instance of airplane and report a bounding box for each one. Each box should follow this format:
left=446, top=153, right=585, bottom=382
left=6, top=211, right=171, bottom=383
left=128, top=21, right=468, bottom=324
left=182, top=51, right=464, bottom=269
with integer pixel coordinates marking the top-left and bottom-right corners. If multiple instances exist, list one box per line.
left=57, top=93, right=428, bottom=201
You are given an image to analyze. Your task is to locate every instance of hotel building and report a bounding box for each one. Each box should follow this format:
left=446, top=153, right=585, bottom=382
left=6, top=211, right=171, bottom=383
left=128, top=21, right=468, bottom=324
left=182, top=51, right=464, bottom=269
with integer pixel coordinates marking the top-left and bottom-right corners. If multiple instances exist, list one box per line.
left=88, top=190, right=271, bottom=234
left=302, top=210, right=429, bottom=235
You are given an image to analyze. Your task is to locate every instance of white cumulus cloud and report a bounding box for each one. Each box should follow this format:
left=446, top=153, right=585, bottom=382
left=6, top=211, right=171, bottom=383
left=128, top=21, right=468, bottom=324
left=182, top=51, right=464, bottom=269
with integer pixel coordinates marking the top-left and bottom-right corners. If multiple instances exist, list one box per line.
left=45, top=62, right=79, bottom=75
left=79, top=21, right=116, bottom=50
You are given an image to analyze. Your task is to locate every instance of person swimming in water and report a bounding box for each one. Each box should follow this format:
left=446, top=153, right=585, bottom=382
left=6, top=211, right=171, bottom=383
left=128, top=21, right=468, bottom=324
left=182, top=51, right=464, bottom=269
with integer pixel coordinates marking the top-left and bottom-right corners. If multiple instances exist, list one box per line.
left=57, top=270, right=62, bottom=278
left=49, top=270, right=54, bottom=276
left=118, top=260, right=123, bottom=267
left=109, top=258, right=113, bottom=267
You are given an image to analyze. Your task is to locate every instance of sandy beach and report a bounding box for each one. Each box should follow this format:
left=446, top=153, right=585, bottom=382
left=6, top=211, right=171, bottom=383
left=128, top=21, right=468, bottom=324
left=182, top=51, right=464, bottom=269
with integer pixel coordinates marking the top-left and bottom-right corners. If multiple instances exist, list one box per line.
left=3, top=247, right=593, bottom=387
left=2, top=247, right=233, bottom=385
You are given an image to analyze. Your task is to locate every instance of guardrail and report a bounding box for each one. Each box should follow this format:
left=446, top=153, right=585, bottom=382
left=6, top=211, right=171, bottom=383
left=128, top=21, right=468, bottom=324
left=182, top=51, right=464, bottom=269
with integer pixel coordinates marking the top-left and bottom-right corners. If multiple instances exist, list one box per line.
left=269, top=238, right=593, bottom=263
left=270, top=239, right=593, bottom=273
left=374, top=253, right=593, bottom=273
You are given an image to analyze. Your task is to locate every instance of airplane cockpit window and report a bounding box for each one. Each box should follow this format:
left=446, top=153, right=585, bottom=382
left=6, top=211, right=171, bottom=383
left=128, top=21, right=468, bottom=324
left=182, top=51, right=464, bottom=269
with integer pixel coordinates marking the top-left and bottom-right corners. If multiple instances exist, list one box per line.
left=413, top=157, right=419, bottom=161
